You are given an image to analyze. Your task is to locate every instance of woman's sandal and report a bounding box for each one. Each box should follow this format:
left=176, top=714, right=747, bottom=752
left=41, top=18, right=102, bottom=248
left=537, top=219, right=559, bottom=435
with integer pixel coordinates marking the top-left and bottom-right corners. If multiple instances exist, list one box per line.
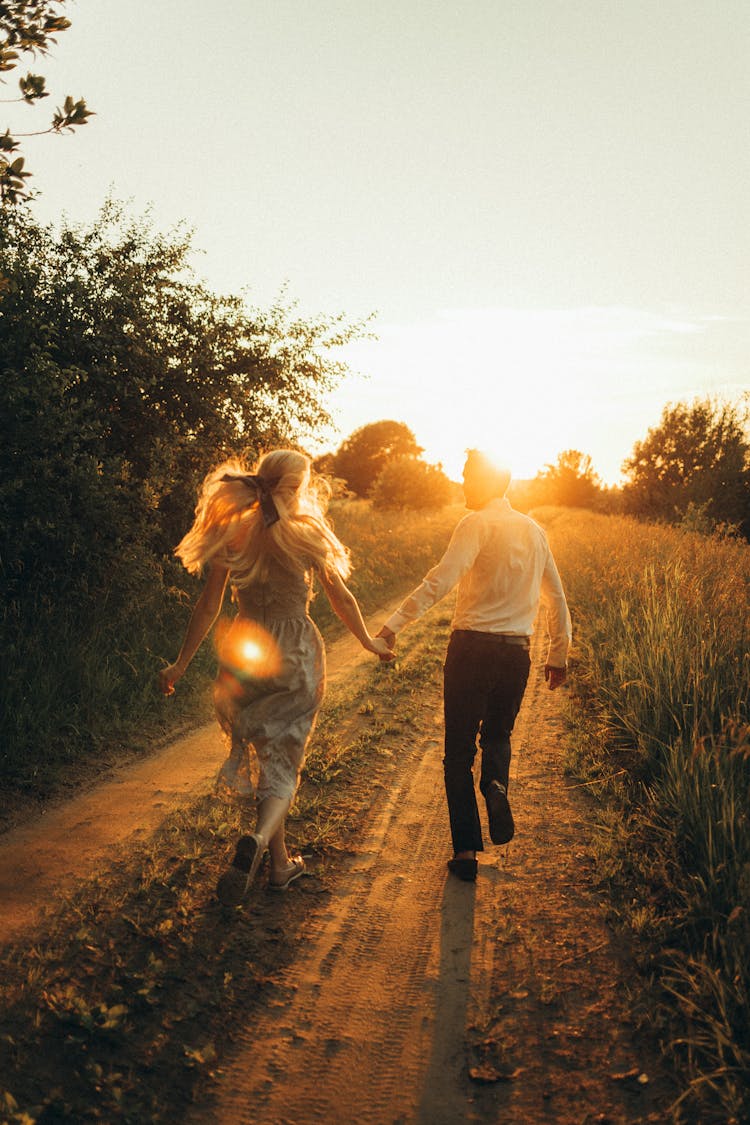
left=216, top=833, right=264, bottom=906
left=269, top=855, right=305, bottom=891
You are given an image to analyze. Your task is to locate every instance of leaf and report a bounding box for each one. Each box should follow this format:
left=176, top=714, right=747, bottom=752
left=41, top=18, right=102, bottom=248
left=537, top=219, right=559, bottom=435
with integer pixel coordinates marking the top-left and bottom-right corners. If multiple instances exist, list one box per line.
left=1, top=1089, right=19, bottom=1112
left=184, top=1042, right=217, bottom=1066
left=469, top=1064, right=522, bottom=1084
left=105, top=1004, right=129, bottom=1019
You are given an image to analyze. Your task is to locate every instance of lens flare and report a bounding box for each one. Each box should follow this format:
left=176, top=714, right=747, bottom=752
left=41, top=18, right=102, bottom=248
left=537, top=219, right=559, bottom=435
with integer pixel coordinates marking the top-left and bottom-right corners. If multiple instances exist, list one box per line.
left=215, top=618, right=283, bottom=682
left=240, top=639, right=263, bottom=663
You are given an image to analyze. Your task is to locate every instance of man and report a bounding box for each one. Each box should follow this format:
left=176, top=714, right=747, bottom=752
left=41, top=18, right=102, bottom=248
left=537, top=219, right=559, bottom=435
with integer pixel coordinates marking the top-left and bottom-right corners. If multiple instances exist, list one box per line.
left=378, top=450, right=571, bottom=882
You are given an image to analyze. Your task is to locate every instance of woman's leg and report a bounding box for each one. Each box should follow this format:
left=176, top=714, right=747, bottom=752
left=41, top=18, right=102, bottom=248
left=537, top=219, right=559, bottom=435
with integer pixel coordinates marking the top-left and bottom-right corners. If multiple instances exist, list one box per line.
left=254, top=795, right=293, bottom=872
left=217, top=792, right=294, bottom=906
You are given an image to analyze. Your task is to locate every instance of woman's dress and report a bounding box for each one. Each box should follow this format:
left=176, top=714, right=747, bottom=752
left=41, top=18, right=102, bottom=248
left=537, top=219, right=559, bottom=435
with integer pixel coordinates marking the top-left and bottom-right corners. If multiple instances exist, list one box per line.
left=214, top=559, right=325, bottom=802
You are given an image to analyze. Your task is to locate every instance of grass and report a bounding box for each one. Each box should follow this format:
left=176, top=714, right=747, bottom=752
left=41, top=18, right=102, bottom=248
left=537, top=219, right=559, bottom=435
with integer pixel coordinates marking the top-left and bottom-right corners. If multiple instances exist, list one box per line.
left=0, top=604, right=453, bottom=1124
left=542, top=506, right=750, bottom=1122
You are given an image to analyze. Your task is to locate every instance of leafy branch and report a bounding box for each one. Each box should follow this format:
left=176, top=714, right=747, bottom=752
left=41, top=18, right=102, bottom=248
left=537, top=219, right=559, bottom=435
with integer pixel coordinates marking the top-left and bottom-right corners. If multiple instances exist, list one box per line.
left=1, top=1, right=94, bottom=203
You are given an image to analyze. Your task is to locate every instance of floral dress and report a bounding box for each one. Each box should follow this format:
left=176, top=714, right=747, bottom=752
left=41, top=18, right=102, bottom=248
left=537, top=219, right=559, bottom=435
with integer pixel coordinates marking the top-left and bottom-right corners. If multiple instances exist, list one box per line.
left=214, top=558, right=325, bottom=803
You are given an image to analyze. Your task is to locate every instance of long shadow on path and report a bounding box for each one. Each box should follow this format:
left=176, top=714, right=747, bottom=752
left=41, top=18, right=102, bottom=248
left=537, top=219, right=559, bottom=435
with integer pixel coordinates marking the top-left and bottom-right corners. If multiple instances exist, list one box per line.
left=418, top=874, right=477, bottom=1124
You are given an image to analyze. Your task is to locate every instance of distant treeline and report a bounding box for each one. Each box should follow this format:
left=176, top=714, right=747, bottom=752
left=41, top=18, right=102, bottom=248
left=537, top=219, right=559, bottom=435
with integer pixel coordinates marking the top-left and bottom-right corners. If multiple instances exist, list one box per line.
left=320, top=411, right=750, bottom=537
left=511, top=405, right=750, bottom=538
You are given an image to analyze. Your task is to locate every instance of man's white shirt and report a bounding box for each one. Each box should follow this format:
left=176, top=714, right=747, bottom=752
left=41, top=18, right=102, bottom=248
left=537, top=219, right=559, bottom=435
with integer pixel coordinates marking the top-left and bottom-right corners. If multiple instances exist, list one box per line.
left=384, top=497, right=571, bottom=667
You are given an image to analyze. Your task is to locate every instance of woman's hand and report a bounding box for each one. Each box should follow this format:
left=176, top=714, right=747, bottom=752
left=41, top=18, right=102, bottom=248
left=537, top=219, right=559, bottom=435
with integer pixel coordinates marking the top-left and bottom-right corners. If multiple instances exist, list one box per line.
left=158, top=663, right=184, bottom=696
left=368, top=635, right=395, bottom=660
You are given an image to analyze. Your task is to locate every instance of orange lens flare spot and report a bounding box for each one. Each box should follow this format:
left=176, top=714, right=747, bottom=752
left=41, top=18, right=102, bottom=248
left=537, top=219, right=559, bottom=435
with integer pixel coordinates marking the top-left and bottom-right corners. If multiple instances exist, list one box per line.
left=215, top=619, right=282, bottom=681
left=240, top=639, right=263, bottom=662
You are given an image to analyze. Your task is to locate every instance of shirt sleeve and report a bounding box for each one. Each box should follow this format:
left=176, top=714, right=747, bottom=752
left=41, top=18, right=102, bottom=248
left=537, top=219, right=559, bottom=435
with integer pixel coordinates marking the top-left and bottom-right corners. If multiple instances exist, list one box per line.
left=384, top=515, right=483, bottom=634
left=539, top=546, right=572, bottom=667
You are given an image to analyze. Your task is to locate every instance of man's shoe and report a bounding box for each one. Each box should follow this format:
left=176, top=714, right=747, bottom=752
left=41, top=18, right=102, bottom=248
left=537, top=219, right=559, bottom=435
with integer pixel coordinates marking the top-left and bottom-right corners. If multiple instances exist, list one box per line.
left=486, top=780, right=515, bottom=845
left=447, top=857, right=478, bottom=882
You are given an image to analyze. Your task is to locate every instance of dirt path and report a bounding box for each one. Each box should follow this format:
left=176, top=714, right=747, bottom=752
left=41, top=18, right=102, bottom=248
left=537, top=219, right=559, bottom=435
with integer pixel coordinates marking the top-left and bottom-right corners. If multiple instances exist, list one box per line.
left=0, top=609, right=390, bottom=946
left=191, top=636, right=675, bottom=1124
left=0, top=612, right=676, bottom=1122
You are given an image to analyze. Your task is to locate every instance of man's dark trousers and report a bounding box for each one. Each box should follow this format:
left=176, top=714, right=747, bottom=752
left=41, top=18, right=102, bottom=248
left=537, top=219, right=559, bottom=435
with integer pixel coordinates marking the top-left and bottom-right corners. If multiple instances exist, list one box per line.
left=443, top=629, right=530, bottom=855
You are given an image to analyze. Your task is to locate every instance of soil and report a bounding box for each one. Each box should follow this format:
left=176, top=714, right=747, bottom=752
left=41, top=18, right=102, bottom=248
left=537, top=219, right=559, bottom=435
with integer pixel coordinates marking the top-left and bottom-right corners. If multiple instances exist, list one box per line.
left=0, top=606, right=677, bottom=1123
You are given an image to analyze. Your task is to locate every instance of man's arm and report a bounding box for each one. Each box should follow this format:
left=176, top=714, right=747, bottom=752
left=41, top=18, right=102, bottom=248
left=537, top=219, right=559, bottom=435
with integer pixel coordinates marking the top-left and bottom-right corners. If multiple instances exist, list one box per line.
left=381, top=515, right=483, bottom=637
left=539, top=547, right=572, bottom=680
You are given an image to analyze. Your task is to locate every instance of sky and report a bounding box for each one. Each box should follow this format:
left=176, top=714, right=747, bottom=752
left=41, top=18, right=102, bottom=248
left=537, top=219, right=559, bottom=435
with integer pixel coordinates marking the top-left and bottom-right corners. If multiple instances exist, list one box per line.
left=15, top=0, right=750, bottom=483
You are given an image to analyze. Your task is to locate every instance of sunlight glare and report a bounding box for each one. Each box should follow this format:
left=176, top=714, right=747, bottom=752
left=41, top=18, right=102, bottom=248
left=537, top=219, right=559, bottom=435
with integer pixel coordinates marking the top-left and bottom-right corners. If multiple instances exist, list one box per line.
left=334, top=306, right=724, bottom=486
left=215, top=619, right=283, bottom=682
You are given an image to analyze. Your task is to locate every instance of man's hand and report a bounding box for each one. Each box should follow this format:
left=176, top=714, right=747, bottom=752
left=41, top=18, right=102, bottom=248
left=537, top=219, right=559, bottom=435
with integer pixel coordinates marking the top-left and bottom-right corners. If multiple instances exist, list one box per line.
left=377, top=625, right=396, bottom=662
left=544, top=664, right=567, bottom=691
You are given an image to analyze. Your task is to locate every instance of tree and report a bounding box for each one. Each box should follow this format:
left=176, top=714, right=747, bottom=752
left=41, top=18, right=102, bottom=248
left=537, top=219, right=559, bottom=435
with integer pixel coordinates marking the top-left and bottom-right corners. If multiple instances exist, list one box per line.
left=622, top=397, right=750, bottom=536
left=370, top=456, right=453, bottom=510
left=330, top=420, right=423, bottom=497
left=1, top=0, right=93, bottom=203
left=534, top=449, right=603, bottom=508
left=0, top=199, right=365, bottom=599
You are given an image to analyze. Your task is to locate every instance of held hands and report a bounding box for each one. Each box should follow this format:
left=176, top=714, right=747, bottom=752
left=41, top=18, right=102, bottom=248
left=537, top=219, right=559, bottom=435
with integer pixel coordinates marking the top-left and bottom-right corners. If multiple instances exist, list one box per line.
left=375, top=624, right=396, bottom=663
left=369, top=635, right=395, bottom=660
left=158, top=663, right=184, bottom=697
left=544, top=664, right=567, bottom=691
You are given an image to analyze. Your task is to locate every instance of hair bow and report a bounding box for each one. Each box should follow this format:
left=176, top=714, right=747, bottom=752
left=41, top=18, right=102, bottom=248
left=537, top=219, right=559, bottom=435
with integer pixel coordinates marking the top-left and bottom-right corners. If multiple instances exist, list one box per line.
left=222, top=473, right=280, bottom=527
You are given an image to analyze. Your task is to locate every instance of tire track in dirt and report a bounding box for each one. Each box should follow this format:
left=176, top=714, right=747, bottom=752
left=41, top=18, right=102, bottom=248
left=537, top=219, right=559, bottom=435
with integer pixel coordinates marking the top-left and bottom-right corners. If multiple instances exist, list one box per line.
left=192, top=629, right=675, bottom=1125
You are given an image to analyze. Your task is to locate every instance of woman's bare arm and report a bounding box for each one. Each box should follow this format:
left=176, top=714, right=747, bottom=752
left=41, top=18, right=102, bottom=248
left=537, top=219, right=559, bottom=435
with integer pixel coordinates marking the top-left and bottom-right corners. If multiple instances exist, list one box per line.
left=158, top=564, right=230, bottom=695
left=317, top=570, right=394, bottom=658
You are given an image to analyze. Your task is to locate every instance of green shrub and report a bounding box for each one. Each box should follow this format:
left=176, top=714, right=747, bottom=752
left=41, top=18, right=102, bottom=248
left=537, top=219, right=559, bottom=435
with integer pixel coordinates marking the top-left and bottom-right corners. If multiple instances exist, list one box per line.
left=0, top=201, right=364, bottom=793
left=369, top=456, right=453, bottom=510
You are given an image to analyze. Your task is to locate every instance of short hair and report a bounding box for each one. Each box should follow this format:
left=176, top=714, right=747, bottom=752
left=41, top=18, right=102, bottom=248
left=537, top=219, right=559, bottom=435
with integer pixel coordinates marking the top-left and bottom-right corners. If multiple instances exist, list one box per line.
left=464, top=449, right=511, bottom=497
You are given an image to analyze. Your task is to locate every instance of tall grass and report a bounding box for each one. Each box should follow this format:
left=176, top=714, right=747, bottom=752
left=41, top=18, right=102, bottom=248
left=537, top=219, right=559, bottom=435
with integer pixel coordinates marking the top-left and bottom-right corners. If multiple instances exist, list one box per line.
left=541, top=507, right=750, bottom=1120
left=0, top=502, right=462, bottom=799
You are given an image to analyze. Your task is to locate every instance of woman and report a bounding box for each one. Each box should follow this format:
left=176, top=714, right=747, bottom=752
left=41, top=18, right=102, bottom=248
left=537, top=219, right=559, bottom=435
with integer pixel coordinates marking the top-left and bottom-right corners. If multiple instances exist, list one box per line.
left=158, top=449, right=393, bottom=905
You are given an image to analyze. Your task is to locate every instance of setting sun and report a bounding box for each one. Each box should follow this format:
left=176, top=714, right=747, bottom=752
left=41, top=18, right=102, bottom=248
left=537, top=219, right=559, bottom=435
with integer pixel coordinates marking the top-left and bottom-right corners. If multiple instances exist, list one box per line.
left=331, top=306, right=744, bottom=487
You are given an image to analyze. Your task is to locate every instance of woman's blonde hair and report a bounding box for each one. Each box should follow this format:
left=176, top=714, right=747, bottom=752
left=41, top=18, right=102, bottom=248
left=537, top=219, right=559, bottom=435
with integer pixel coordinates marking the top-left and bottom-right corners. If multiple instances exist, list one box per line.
left=176, top=449, right=350, bottom=585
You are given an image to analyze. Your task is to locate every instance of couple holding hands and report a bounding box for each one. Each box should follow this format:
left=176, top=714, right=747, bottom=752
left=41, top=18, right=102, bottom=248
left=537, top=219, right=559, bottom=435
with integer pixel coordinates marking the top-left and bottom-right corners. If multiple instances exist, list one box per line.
left=158, top=446, right=570, bottom=903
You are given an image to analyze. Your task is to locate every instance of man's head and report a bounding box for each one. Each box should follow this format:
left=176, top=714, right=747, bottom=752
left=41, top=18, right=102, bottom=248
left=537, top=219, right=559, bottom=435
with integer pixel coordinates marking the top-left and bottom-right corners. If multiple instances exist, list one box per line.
left=462, top=450, right=511, bottom=510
